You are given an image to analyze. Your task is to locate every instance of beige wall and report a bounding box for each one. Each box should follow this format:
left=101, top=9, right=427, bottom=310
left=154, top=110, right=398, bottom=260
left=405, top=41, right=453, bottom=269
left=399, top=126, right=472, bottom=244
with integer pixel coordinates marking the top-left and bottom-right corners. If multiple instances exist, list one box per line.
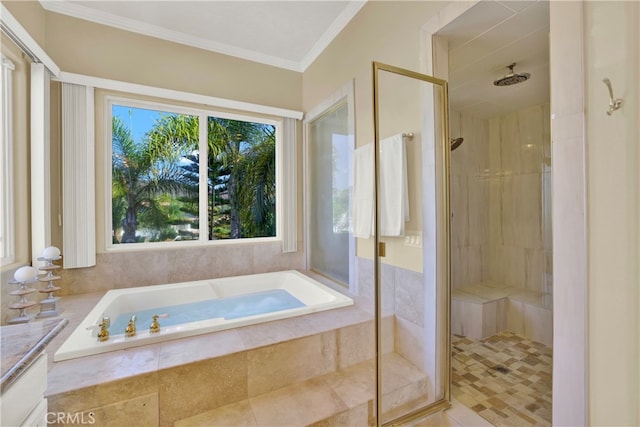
left=303, top=1, right=448, bottom=273
left=3, top=1, right=46, bottom=46
left=43, top=11, right=302, bottom=112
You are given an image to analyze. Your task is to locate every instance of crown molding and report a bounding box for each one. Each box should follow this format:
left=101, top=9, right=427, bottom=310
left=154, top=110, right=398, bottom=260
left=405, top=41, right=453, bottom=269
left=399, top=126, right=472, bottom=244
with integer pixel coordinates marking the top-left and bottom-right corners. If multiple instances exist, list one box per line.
left=300, top=1, right=367, bottom=71
left=39, top=0, right=302, bottom=71
left=39, top=0, right=366, bottom=73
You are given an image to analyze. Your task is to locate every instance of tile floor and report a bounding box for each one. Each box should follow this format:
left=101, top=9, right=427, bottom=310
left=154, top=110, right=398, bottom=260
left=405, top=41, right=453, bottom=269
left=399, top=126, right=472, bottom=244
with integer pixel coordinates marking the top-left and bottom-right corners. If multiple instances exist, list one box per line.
left=452, top=332, right=552, bottom=426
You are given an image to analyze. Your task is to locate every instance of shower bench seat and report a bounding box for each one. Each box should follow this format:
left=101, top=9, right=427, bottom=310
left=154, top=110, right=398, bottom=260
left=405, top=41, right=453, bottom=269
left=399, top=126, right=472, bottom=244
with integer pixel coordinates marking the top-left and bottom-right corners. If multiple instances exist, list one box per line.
left=452, top=283, right=552, bottom=346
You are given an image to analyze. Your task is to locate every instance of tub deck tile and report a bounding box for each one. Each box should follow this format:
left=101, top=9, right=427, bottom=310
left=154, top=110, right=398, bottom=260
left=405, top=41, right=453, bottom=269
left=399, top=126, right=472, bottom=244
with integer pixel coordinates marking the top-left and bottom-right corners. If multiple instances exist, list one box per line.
left=158, top=329, right=246, bottom=370
left=46, top=344, right=160, bottom=396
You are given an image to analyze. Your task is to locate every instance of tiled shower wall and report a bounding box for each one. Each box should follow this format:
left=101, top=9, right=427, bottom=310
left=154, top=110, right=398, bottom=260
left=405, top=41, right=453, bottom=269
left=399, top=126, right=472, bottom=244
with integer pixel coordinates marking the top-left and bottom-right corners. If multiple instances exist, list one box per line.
left=489, top=104, right=552, bottom=300
left=450, top=104, right=552, bottom=301
left=449, top=111, right=490, bottom=291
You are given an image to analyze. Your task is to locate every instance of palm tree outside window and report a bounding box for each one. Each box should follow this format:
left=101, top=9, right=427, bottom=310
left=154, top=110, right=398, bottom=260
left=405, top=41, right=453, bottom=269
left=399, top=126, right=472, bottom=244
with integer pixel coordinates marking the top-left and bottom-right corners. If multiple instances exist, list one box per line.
left=110, top=102, right=276, bottom=245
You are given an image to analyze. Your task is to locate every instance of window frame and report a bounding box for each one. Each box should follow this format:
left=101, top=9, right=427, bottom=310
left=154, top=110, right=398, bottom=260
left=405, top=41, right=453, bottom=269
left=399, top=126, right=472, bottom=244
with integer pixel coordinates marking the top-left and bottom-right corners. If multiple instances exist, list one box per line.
left=104, top=95, right=282, bottom=251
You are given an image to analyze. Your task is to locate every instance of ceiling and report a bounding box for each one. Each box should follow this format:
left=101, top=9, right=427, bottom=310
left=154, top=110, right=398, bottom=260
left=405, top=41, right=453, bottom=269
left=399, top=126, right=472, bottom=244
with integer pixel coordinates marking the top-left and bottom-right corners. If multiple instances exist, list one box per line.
left=39, top=1, right=549, bottom=119
left=438, top=1, right=550, bottom=119
left=39, top=0, right=367, bottom=72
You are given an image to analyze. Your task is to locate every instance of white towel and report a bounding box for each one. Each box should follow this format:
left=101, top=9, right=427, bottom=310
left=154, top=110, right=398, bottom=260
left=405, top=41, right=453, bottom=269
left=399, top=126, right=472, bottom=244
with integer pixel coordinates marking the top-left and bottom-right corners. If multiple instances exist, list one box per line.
left=353, top=143, right=374, bottom=239
left=379, top=134, right=409, bottom=236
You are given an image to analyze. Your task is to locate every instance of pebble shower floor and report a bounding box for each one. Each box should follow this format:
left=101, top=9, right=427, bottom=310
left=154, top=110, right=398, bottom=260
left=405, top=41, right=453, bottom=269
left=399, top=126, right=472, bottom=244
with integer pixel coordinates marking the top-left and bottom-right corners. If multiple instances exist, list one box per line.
left=452, top=331, right=552, bottom=426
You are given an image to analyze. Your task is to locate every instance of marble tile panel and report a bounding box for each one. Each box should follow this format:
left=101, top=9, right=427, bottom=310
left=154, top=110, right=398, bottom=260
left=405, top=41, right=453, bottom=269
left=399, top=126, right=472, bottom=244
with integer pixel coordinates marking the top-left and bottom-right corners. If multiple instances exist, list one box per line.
left=213, top=243, right=255, bottom=278
left=542, top=170, right=553, bottom=250
left=460, top=113, right=490, bottom=175
left=502, top=246, right=525, bottom=289
left=395, top=268, right=424, bottom=327
left=157, top=329, right=246, bottom=369
left=347, top=401, right=375, bottom=427
left=461, top=301, right=483, bottom=340
left=175, top=399, right=257, bottom=427
left=380, top=262, right=397, bottom=315
left=499, top=112, right=521, bottom=174
left=157, top=352, right=248, bottom=426
left=405, top=411, right=463, bottom=427
left=523, top=304, right=553, bottom=346
left=337, top=320, right=374, bottom=369
left=499, top=175, right=517, bottom=247
left=381, top=314, right=395, bottom=355
left=451, top=300, right=464, bottom=336
left=308, top=410, right=351, bottom=427
left=249, top=377, right=348, bottom=426
left=246, top=331, right=337, bottom=397
left=465, top=245, right=484, bottom=287
left=507, top=300, right=525, bottom=336
left=234, top=305, right=369, bottom=350
left=59, top=252, right=114, bottom=296
left=468, top=175, right=490, bottom=248
left=488, top=117, right=502, bottom=173
left=450, top=247, right=467, bottom=290
left=488, top=173, right=503, bottom=248
left=47, top=345, right=160, bottom=396
left=323, top=359, right=375, bottom=409
left=517, top=104, right=545, bottom=174
left=356, top=256, right=374, bottom=300
left=450, top=174, right=470, bottom=249
left=515, top=173, right=543, bottom=249
left=47, top=372, right=157, bottom=415
left=50, top=393, right=159, bottom=427
left=251, top=241, right=291, bottom=273
left=382, top=376, right=430, bottom=423
left=166, top=246, right=222, bottom=283
left=110, top=250, right=169, bottom=288
left=524, top=248, right=545, bottom=293
left=395, top=316, right=425, bottom=370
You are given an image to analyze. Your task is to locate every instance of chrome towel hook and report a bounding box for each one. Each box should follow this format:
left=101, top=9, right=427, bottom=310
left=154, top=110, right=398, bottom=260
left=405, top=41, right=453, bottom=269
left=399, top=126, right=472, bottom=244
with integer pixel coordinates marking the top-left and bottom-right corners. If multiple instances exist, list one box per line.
left=603, top=78, right=623, bottom=115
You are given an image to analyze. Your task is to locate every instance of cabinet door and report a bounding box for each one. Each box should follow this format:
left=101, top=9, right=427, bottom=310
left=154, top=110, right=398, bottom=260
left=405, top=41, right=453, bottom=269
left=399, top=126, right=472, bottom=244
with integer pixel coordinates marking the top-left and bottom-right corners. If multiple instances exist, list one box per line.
left=0, top=352, right=47, bottom=427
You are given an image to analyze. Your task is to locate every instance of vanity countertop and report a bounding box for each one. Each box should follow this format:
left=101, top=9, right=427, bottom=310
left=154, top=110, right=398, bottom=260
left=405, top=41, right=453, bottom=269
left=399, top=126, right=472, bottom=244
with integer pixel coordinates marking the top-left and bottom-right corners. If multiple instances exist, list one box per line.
left=1, top=318, right=67, bottom=393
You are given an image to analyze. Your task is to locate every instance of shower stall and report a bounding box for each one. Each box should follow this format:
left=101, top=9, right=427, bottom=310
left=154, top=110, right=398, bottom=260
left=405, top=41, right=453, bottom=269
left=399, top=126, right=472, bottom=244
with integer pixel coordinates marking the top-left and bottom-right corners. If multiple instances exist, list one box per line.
left=448, top=98, right=553, bottom=426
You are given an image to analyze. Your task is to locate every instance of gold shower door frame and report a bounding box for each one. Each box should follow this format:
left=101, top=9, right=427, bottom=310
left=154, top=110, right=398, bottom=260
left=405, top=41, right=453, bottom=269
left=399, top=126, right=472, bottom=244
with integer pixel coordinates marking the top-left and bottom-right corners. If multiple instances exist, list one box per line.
left=372, top=61, right=451, bottom=426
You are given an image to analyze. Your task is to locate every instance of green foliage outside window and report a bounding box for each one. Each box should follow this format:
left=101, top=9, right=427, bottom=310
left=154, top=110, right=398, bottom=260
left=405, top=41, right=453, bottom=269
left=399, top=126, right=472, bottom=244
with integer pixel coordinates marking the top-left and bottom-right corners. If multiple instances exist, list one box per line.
left=111, top=104, right=276, bottom=244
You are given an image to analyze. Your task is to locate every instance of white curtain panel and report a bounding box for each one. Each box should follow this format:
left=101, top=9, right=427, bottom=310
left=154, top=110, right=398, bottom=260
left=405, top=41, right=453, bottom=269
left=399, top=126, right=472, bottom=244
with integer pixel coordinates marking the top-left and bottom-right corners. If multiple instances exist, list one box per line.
left=62, top=82, right=96, bottom=268
left=281, top=117, right=297, bottom=253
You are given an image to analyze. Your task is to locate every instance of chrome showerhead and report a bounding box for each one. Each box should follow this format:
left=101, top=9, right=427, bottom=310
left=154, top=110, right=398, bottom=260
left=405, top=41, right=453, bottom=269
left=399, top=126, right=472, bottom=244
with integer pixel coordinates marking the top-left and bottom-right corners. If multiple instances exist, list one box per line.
left=450, top=137, right=464, bottom=151
left=493, top=63, right=530, bottom=87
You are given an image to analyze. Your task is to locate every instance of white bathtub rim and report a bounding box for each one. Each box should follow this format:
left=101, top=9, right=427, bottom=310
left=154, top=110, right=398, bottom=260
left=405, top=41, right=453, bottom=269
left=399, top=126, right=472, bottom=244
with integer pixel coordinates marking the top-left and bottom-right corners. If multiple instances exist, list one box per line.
left=54, top=270, right=353, bottom=362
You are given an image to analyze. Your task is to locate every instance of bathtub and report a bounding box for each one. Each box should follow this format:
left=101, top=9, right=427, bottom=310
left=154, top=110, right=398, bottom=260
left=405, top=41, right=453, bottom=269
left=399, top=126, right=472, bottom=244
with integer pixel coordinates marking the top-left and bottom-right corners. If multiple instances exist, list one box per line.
left=54, top=270, right=353, bottom=361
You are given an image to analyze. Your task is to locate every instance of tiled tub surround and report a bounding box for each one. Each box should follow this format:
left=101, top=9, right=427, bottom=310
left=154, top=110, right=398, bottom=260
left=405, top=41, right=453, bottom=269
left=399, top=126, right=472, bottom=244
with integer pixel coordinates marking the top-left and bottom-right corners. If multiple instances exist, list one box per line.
left=1, top=241, right=304, bottom=325
left=44, top=272, right=430, bottom=426
left=54, top=270, right=353, bottom=361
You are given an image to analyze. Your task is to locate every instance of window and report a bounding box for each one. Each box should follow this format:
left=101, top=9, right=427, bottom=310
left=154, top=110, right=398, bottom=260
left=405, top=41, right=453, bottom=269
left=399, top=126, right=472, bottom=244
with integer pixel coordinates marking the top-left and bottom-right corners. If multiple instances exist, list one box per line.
left=107, top=98, right=278, bottom=247
left=307, top=98, right=354, bottom=286
left=1, top=55, right=15, bottom=265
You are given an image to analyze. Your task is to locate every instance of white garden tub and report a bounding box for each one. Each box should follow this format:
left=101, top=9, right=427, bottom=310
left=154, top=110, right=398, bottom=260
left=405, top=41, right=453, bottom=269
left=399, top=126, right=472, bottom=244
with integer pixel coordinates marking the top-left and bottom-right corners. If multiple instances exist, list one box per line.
left=54, top=270, right=353, bottom=361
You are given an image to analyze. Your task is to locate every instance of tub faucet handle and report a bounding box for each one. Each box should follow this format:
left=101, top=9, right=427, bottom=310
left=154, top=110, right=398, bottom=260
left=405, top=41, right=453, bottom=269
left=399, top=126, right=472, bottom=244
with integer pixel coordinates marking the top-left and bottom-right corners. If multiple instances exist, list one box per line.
left=125, top=315, right=137, bottom=337
left=149, top=313, right=168, bottom=334
left=150, top=315, right=161, bottom=333
left=97, top=318, right=110, bottom=342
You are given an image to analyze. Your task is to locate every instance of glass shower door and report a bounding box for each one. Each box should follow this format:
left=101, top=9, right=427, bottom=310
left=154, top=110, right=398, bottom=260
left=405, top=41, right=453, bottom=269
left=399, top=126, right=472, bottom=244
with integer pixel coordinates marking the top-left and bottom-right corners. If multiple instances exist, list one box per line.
left=372, top=62, right=451, bottom=425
